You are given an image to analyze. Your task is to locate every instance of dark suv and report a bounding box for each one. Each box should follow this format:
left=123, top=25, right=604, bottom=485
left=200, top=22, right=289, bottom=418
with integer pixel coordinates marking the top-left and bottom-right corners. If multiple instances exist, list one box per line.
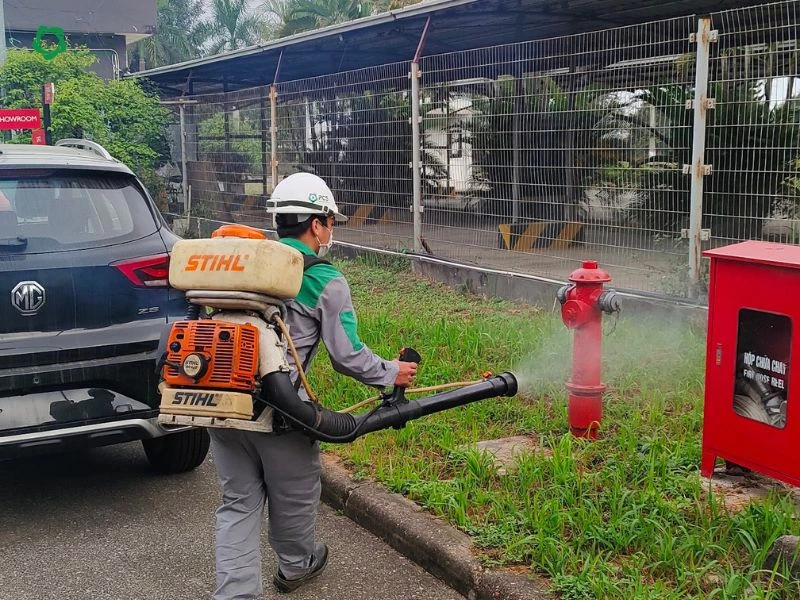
left=0, top=140, right=209, bottom=472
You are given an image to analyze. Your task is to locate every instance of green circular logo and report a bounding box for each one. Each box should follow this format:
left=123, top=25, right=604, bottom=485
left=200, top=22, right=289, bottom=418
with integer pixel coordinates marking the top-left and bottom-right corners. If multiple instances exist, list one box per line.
left=32, top=26, right=67, bottom=60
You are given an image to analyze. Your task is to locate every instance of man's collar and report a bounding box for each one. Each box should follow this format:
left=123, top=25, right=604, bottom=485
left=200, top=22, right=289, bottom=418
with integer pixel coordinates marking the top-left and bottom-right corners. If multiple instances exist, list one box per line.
left=280, top=237, right=315, bottom=256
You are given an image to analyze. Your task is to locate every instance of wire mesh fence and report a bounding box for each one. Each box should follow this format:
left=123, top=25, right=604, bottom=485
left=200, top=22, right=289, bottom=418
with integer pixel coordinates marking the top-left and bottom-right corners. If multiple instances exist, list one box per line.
left=419, top=17, right=697, bottom=296
left=159, top=88, right=273, bottom=237
left=191, top=88, right=271, bottom=224
left=706, top=1, right=800, bottom=251
left=274, top=62, right=415, bottom=251
left=157, top=0, right=800, bottom=301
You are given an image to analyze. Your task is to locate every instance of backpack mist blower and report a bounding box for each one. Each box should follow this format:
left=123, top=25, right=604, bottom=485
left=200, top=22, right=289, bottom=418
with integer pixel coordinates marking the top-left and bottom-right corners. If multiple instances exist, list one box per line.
left=156, top=225, right=518, bottom=443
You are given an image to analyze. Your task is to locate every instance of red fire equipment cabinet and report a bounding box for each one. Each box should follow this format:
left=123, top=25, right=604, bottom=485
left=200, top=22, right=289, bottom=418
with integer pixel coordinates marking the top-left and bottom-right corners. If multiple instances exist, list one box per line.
left=702, top=241, right=800, bottom=486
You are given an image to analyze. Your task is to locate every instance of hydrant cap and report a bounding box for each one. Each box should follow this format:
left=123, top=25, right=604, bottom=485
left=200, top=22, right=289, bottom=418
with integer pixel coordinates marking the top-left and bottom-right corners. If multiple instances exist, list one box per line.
left=569, top=260, right=612, bottom=283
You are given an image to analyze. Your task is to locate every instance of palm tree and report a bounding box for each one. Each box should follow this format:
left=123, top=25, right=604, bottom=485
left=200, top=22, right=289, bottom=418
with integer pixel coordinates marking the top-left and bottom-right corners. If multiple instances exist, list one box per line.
left=202, top=0, right=267, bottom=54
left=263, top=0, right=375, bottom=37
left=295, top=0, right=372, bottom=27
left=131, top=0, right=206, bottom=70
left=371, top=0, right=422, bottom=11
left=261, top=0, right=424, bottom=38
left=260, top=0, right=315, bottom=38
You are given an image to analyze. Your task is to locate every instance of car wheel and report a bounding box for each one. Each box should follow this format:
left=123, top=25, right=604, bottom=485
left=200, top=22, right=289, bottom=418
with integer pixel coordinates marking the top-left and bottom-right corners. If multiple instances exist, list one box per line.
left=143, top=428, right=210, bottom=473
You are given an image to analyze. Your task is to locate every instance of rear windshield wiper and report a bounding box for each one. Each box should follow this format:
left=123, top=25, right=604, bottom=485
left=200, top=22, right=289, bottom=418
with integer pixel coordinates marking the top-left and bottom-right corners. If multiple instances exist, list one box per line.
left=0, top=236, right=28, bottom=250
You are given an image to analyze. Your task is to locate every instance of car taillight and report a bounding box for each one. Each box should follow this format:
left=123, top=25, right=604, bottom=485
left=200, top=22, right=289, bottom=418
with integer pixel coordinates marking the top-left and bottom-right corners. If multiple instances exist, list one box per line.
left=113, top=254, right=170, bottom=288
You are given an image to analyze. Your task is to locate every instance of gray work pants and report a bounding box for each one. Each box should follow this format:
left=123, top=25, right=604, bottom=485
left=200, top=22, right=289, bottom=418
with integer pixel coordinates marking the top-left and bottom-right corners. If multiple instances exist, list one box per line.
left=209, top=428, right=321, bottom=600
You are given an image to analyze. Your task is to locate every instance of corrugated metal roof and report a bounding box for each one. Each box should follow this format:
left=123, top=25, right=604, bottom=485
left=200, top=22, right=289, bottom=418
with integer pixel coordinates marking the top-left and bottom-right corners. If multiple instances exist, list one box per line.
left=132, top=0, right=773, bottom=95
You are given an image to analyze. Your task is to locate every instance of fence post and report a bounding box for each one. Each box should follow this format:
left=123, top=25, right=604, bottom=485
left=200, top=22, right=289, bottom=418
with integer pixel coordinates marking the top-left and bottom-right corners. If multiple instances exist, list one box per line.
left=260, top=91, right=269, bottom=196
left=411, top=62, right=422, bottom=253
left=223, top=80, right=231, bottom=157
left=409, top=18, right=430, bottom=255
left=179, top=102, right=188, bottom=210
left=270, top=84, right=279, bottom=191
left=159, top=98, right=197, bottom=214
left=687, top=16, right=716, bottom=299
left=512, top=77, right=522, bottom=223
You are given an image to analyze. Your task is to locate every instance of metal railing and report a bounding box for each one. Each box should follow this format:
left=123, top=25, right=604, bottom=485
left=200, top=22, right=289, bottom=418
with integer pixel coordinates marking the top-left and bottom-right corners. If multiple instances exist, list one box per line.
left=160, top=0, right=800, bottom=301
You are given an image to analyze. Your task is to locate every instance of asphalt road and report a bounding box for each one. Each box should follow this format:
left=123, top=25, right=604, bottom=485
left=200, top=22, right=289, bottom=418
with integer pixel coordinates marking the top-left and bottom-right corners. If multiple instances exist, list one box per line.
left=0, top=442, right=465, bottom=600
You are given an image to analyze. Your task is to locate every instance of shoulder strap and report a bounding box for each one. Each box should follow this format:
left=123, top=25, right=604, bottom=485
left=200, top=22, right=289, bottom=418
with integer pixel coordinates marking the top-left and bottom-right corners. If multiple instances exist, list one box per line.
left=293, top=254, right=330, bottom=393
left=302, top=254, right=331, bottom=272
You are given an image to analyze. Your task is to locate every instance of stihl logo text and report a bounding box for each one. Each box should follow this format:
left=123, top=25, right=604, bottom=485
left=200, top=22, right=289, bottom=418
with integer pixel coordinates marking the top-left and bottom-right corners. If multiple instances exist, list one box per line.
left=171, top=391, right=220, bottom=407
left=184, top=254, right=248, bottom=272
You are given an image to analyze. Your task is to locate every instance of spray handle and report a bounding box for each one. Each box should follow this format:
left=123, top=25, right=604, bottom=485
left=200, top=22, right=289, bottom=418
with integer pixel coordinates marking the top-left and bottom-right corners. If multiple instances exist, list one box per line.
left=398, top=347, right=422, bottom=364
left=385, top=347, right=421, bottom=407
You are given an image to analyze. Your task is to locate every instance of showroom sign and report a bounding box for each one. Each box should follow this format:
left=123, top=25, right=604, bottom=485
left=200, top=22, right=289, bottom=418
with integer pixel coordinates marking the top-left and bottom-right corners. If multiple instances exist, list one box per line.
left=0, top=109, right=42, bottom=130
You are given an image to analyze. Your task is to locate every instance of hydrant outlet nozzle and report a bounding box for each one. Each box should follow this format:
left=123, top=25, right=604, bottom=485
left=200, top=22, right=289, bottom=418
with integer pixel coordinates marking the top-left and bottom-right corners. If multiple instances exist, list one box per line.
left=556, top=284, right=572, bottom=306
left=598, top=290, right=621, bottom=314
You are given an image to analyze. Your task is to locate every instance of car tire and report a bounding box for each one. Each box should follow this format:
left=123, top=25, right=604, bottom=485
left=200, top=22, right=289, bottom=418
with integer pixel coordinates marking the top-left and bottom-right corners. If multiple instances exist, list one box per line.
left=143, top=428, right=210, bottom=473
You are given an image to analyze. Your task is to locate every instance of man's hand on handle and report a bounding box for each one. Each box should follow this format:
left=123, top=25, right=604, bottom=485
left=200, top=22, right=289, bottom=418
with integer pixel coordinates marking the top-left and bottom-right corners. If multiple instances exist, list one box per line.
left=392, top=360, right=418, bottom=387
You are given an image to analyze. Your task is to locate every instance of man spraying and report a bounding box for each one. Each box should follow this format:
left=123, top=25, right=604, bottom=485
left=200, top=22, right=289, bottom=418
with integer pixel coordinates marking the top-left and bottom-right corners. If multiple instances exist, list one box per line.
left=208, top=173, right=418, bottom=597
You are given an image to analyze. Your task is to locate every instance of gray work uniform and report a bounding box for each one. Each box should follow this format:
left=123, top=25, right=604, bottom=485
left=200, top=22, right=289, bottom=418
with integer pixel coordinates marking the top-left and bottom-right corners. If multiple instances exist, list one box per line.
left=209, top=237, right=399, bottom=600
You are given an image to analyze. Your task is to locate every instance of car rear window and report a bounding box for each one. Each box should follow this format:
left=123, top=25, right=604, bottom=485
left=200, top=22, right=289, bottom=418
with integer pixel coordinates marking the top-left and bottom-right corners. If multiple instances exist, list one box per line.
left=0, top=169, right=158, bottom=253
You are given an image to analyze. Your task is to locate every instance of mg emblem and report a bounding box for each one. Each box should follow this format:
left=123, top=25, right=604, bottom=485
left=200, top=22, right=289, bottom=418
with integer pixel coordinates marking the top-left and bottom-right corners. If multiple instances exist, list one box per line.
left=11, top=281, right=46, bottom=316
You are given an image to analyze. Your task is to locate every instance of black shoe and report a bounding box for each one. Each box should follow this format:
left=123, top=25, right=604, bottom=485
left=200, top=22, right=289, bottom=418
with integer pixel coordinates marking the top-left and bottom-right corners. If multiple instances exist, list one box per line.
left=273, top=544, right=329, bottom=593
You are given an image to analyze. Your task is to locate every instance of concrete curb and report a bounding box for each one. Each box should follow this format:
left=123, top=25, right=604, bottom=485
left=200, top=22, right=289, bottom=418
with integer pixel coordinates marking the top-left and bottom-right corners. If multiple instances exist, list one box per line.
left=321, top=454, right=552, bottom=600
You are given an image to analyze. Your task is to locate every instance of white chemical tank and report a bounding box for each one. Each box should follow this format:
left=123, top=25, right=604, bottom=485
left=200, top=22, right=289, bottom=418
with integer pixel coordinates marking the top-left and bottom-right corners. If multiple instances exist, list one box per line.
left=169, top=225, right=304, bottom=298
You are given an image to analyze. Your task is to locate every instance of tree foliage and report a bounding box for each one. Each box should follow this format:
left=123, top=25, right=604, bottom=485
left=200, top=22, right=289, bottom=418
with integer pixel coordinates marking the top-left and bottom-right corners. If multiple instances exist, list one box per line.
left=0, top=48, right=96, bottom=108
left=289, top=91, right=444, bottom=211
left=467, top=69, right=800, bottom=237
left=130, top=0, right=207, bottom=70
left=197, top=112, right=264, bottom=171
left=125, top=0, right=426, bottom=72
left=201, top=0, right=267, bottom=54
left=263, top=0, right=423, bottom=39
left=0, top=49, right=170, bottom=202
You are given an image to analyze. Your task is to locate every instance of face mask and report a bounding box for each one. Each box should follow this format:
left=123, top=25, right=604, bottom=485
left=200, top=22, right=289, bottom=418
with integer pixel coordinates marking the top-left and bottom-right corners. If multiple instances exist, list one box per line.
left=316, top=226, right=333, bottom=258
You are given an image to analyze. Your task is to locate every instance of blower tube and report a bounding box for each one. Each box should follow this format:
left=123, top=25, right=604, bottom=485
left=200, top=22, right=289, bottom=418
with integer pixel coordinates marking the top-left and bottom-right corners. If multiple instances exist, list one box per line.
left=260, top=371, right=518, bottom=444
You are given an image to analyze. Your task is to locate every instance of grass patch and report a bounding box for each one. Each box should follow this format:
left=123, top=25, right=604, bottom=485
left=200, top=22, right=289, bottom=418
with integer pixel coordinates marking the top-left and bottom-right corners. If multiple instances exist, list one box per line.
left=306, top=257, right=800, bottom=599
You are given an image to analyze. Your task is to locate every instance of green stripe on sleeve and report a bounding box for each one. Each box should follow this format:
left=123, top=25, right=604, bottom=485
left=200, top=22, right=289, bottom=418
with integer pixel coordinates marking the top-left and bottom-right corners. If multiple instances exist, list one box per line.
left=339, top=310, right=364, bottom=351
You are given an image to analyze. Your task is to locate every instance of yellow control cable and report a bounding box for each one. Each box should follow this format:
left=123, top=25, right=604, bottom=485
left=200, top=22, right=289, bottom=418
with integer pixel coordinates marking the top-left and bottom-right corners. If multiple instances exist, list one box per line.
left=274, top=316, right=317, bottom=403
left=338, top=380, right=486, bottom=414
left=271, top=318, right=490, bottom=415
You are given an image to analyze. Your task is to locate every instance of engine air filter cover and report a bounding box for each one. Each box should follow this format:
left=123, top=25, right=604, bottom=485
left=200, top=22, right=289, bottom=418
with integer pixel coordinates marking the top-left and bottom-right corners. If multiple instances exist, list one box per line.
left=163, top=320, right=259, bottom=393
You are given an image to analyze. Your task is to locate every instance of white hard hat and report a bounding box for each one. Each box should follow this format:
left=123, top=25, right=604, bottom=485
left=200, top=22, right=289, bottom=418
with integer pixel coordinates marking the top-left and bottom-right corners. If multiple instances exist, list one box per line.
left=266, top=173, right=348, bottom=223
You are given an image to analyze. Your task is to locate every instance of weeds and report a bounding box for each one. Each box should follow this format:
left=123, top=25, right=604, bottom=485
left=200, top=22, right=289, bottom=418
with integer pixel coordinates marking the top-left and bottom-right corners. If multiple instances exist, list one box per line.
left=307, top=257, right=800, bottom=599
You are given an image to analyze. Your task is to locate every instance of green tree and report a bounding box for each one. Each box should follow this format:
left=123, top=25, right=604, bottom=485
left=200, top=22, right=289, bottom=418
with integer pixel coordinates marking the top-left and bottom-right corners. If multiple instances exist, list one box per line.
left=644, top=78, right=800, bottom=240
left=56, top=79, right=169, bottom=173
left=130, top=0, right=207, bottom=70
left=0, top=49, right=170, bottom=204
left=261, top=0, right=316, bottom=37
left=290, top=90, right=444, bottom=211
left=0, top=48, right=96, bottom=107
left=371, top=0, right=422, bottom=11
left=263, top=0, right=422, bottom=38
left=201, top=0, right=266, bottom=54
left=197, top=112, right=263, bottom=171
left=284, top=0, right=371, bottom=32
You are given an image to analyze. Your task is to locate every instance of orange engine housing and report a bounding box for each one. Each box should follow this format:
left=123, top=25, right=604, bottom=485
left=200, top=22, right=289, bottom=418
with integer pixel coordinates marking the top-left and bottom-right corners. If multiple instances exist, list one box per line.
left=163, top=320, right=259, bottom=392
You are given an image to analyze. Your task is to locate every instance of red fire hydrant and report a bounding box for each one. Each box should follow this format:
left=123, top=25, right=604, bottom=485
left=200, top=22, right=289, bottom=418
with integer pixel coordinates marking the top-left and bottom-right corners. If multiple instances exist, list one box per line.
left=557, top=261, right=621, bottom=439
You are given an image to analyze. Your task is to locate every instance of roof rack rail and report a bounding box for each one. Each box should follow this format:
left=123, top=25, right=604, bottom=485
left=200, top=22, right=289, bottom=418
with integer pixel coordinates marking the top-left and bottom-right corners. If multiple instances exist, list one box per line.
left=54, top=139, right=115, bottom=161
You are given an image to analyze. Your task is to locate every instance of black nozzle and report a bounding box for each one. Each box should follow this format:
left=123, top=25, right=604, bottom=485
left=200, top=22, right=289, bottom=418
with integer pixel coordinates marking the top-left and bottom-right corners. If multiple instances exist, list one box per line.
left=261, top=371, right=519, bottom=444
left=355, top=371, right=519, bottom=437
